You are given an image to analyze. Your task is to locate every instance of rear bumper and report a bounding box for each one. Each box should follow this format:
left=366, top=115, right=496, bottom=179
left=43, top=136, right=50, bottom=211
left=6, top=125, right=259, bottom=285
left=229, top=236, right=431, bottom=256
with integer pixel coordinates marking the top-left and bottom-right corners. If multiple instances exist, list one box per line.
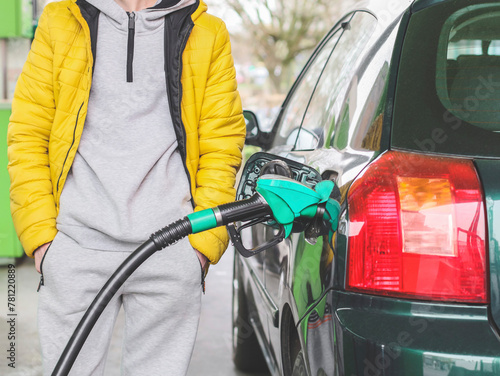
left=301, top=291, right=500, bottom=376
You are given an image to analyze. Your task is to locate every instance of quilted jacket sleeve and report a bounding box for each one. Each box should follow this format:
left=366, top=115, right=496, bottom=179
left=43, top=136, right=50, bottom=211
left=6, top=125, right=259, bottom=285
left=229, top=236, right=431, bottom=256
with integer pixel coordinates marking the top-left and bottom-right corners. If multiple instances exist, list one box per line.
left=7, top=8, right=58, bottom=258
left=188, top=21, right=246, bottom=264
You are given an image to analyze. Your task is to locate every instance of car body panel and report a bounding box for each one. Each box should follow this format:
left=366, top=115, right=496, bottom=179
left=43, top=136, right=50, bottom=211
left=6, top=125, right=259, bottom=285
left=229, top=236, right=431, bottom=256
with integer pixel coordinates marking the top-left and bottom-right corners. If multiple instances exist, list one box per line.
left=238, top=252, right=273, bottom=367
left=474, top=159, right=500, bottom=336
left=301, top=291, right=500, bottom=376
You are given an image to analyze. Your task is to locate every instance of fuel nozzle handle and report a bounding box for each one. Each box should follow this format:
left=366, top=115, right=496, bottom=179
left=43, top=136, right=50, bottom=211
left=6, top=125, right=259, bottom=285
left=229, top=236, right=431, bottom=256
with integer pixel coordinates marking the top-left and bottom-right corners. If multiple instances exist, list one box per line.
left=217, top=194, right=272, bottom=225
left=184, top=193, right=272, bottom=236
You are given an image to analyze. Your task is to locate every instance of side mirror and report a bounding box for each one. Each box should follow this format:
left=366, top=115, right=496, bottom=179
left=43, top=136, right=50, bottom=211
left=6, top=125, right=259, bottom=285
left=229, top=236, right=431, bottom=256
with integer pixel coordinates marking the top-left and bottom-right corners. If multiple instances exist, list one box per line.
left=243, top=110, right=274, bottom=149
left=243, top=110, right=261, bottom=144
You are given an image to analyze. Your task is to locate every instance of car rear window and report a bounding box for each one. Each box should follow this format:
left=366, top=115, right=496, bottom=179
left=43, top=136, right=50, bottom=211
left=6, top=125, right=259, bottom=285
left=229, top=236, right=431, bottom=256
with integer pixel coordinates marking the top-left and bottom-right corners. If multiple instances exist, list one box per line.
left=392, top=1, right=500, bottom=158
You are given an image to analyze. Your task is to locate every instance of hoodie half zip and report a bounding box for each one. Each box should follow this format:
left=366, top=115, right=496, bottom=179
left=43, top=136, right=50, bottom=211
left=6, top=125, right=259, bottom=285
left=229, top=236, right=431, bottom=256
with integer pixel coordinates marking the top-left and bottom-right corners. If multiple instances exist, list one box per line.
left=127, top=12, right=136, bottom=82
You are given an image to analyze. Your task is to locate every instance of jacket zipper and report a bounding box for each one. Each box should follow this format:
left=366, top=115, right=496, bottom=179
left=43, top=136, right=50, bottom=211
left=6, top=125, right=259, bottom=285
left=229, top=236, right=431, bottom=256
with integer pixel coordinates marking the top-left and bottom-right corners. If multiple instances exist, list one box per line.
left=177, top=24, right=195, bottom=208
left=165, top=18, right=208, bottom=282
left=127, top=12, right=136, bottom=83
left=163, top=17, right=196, bottom=207
left=56, top=102, right=84, bottom=196
left=37, top=242, right=54, bottom=292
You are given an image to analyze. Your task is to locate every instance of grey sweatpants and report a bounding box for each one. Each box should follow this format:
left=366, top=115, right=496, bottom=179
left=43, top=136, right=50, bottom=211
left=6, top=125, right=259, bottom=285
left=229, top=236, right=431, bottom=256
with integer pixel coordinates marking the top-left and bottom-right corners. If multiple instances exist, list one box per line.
left=37, top=231, right=203, bottom=376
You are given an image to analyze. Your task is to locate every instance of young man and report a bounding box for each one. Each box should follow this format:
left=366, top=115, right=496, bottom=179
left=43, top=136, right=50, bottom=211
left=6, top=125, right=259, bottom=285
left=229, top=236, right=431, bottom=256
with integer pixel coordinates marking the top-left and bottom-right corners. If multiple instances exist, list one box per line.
left=7, top=0, right=246, bottom=374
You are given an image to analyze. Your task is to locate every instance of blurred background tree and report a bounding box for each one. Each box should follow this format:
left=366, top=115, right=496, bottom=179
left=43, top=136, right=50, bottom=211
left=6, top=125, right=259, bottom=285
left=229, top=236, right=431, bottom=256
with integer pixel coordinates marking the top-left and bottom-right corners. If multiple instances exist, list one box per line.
left=223, top=0, right=347, bottom=94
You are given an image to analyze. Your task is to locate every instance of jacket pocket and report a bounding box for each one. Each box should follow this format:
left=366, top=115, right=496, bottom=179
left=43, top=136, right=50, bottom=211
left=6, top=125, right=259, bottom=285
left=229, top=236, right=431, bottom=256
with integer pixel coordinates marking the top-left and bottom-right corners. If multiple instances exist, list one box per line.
left=193, top=249, right=206, bottom=294
left=37, top=242, right=53, bottom=292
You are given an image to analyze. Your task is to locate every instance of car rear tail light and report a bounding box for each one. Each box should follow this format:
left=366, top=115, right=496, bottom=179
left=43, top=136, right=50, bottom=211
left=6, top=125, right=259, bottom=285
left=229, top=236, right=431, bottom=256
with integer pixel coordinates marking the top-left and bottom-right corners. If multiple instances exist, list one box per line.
left=346, top=151, right=488, bottom=303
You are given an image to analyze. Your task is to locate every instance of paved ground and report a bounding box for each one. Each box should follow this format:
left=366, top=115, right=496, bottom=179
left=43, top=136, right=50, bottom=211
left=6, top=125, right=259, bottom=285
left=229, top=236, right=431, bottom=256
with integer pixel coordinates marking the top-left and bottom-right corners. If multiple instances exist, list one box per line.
left=0, top=247, right=270, bottom=376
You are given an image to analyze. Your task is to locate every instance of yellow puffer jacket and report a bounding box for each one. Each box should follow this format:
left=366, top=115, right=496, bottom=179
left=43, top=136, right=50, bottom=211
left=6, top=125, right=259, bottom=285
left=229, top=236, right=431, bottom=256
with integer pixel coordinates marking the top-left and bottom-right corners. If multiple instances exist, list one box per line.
left=7, top=0, right=246, bottom=263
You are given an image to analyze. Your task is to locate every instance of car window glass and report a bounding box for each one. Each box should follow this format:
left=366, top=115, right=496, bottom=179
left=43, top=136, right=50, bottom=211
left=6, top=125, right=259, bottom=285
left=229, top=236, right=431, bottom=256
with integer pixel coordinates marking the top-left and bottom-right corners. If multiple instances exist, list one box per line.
left=348, top=53, right=391, bottom=152
left=447, top=40, right=500, bottom=59
left=436, top=6, right=500, bottom=131
left=344, top=17, right=402, bottom=153
left=296, top=11, right=377, bottom=151
left=271, top=26, right=345, bottom=149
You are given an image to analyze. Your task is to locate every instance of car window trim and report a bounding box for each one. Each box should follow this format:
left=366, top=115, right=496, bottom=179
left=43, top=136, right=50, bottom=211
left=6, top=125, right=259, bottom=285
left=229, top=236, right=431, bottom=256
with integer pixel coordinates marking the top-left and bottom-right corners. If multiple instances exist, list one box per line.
left=290, top=15, right=354, bottom=151
left=292, top=10, right=378, bottom=151
left=268, top=10, right=379, bottom=152
left=268, top=12, right=357, bottom=148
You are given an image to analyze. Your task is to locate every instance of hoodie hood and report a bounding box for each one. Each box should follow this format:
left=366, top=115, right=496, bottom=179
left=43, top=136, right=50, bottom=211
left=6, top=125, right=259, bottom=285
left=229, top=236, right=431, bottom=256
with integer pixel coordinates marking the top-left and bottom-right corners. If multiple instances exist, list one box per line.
left=85, top=0, right=197, bottom=32
left=151, top=0, right=207, bottom=21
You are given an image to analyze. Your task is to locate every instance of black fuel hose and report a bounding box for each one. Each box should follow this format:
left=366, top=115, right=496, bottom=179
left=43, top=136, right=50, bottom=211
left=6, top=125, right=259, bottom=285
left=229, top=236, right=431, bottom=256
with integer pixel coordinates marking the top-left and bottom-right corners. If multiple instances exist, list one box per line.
left=51, top=218, right=192, bottom=376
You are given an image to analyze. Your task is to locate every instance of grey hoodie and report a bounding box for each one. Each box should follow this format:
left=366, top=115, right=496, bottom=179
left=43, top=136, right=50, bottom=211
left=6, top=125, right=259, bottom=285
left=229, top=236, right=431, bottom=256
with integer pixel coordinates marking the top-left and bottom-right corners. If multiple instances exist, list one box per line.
left=56, top=0, right=196, bottom=251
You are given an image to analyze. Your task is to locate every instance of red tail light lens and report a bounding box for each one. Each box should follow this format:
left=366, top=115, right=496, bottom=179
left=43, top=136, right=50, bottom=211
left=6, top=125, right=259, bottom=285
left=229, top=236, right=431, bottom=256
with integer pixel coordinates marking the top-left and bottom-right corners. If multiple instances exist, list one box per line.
left=346, top=151, right=488, bottom=303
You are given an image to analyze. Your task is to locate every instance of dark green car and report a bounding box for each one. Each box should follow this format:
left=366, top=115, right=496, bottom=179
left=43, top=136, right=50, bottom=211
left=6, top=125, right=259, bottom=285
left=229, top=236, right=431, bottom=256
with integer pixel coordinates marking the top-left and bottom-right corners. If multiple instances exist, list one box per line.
left=232, top=0, right=500, bottom=375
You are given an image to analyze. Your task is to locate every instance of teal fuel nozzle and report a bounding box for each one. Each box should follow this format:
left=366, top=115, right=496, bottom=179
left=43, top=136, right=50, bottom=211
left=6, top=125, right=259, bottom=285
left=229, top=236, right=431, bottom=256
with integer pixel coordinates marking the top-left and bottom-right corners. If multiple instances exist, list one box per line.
left=255, top=175, right=340, bottom=239
left=221, top=175, right=341, bottom=257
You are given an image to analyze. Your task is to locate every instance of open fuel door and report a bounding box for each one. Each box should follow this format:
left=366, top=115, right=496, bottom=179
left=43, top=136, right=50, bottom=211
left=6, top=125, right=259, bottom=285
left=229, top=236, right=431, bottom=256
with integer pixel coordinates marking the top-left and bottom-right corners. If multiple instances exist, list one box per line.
left=229, top=152, right=325, bottom=257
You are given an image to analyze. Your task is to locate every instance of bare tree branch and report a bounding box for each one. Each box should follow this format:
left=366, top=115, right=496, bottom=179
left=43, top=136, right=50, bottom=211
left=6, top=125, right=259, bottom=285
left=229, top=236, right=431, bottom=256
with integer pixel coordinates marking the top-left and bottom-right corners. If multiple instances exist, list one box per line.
left=225, top=0, right=344, bottom=93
